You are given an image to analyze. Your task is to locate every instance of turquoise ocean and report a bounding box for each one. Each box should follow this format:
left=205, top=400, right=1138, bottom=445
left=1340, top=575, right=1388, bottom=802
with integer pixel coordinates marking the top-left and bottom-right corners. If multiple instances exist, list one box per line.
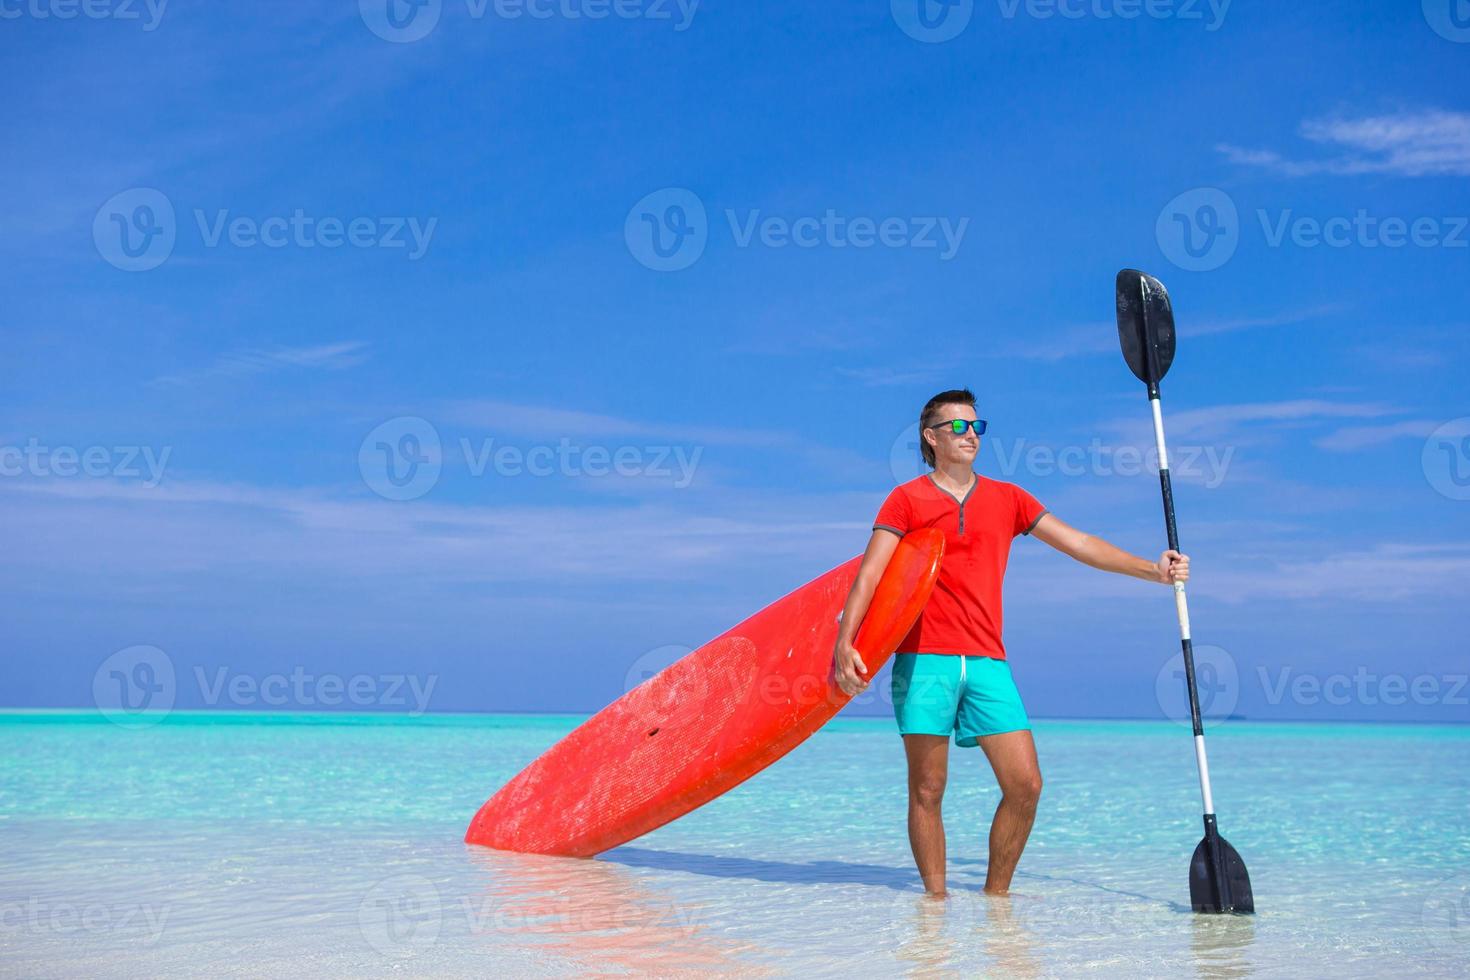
left=2, top=711, right=1467, bottom=977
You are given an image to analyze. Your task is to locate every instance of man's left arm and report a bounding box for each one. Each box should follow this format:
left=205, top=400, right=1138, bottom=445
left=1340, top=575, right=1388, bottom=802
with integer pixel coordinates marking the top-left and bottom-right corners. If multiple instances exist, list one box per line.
left=1028, top=513, right=1188, bottom=585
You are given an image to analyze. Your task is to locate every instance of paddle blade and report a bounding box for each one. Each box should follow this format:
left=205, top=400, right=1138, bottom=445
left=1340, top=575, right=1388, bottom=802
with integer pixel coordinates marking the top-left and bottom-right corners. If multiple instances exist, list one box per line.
left=1115, top=268, right=1176, bottom=386
left=1189, top=835, right=1255, bottom=914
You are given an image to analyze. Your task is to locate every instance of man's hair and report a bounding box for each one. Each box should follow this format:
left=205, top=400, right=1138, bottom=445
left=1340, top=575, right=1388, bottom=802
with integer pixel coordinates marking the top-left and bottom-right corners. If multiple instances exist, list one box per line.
left=918, top=388, right=977, bottom=468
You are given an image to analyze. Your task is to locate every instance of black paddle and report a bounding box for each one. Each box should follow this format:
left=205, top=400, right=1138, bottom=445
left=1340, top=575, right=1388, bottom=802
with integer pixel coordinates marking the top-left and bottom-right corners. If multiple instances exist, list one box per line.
left=1114, top=268, right=1255, bottom=915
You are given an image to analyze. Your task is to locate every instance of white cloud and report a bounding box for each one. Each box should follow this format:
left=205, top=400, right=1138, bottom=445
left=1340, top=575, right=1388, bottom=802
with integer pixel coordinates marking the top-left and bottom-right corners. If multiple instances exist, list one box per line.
left=1099, top=398, right=1402, bottom=444
left=151, top=341, right=370, bottom=387
left=0, top=475, right=870, bottom=593
left=1218, top=109, right=1470, bottom=178
left=1207, top=543, right=1470, bottom=602
left=1009, top=305, right=1343, bottom=362
left=1315, top=419, right=1439, bottom=452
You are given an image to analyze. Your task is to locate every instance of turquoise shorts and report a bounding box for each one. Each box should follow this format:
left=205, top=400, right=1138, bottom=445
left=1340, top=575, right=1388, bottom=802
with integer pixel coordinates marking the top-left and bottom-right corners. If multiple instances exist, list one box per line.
left=891, top=653, right=1031, bottom=748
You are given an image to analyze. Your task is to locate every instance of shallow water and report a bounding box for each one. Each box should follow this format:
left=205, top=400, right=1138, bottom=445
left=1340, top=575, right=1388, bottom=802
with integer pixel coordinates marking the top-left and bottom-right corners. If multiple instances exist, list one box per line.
left=1, top=711, right=1466, bottom=977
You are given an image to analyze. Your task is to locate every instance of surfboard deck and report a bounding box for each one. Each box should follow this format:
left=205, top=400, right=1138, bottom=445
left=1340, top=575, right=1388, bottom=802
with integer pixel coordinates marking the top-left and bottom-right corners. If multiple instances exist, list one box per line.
left=464, top=529, right=944, bottom=857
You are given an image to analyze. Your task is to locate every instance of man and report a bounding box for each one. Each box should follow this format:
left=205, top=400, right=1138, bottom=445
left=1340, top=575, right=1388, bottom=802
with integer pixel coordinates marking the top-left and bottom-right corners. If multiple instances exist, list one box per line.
left=832, top=388, right=1189, bottom=897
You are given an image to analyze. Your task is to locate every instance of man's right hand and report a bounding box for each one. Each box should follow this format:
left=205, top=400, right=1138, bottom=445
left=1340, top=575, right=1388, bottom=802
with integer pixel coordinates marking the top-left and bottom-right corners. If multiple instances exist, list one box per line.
left=834, top=640, right=870, bottom=697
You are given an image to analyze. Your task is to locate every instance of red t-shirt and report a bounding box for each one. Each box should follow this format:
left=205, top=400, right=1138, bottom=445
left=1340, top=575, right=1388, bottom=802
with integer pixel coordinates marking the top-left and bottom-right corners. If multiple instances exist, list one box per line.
left=874, top=474, right=1047, bottom=660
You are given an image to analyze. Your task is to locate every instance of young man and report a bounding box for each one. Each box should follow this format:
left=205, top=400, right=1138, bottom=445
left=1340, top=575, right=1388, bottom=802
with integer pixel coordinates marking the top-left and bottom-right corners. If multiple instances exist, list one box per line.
left=832, top=388, right=1189, bottom=897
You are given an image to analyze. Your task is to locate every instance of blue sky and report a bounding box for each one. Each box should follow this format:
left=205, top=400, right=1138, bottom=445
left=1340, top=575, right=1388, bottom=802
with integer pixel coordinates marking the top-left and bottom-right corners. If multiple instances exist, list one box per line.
left=2, top=0, right=1467, bottom=723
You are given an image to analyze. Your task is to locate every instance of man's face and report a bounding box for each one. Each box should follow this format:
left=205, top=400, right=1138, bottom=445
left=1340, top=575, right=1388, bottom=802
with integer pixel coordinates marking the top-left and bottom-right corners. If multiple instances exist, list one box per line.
left=925, top=403, right=980, bottom=464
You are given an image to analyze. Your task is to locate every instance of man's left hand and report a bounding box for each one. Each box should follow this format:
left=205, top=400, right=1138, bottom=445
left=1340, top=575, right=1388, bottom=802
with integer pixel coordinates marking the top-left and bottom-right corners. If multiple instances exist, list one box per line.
left=1156, top=549, right=1189, bottom=584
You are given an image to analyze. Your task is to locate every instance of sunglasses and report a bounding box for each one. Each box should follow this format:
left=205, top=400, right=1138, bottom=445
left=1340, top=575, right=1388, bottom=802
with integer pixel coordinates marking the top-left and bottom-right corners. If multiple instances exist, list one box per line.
left=928, top=418, right=988, bottom=436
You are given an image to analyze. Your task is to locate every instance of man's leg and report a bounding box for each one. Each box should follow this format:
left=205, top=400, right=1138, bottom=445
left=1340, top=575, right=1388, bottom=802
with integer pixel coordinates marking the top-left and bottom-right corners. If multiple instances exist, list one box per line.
left=902, top=733, right=951, bottom=896
left=977, top=729, right=1042, bottom=895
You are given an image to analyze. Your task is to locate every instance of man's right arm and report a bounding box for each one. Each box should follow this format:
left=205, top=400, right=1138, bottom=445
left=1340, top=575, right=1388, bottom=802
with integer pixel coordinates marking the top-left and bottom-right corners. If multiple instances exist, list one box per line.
left=832, top=529, right=901, bottom=695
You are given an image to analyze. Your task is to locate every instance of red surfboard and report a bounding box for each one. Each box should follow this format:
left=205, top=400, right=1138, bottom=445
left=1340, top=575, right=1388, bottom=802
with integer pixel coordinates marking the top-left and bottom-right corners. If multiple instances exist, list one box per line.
left=465, top=529, right=944, bottom=857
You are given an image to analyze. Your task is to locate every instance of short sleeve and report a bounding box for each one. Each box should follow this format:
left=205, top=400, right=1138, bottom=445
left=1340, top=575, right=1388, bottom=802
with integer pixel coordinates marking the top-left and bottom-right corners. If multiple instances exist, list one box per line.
left=873, top=486, right=912, bottom=538
left=1012, top=484, right=1048, bottom=537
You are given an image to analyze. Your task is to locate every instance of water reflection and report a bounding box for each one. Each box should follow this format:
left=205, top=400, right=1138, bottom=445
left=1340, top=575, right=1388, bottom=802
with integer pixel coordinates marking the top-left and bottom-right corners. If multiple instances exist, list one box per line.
left=463, top=846, right=764, bottom=974
left=982, top=894, right=1044, bottom=979
left=1190, top=911, right=1256, bottom=978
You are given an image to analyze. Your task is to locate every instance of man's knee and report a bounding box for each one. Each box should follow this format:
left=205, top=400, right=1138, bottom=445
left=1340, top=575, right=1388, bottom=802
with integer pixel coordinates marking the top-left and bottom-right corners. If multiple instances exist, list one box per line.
left=909, top=774, right=947, bottom=809
left=1004, top=771, right=1043, bottom=807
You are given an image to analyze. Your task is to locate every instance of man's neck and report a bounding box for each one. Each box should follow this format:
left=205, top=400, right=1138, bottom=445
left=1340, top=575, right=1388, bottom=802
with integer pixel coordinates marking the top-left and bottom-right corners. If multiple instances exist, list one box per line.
left=930, top=462, right=975, bottom=494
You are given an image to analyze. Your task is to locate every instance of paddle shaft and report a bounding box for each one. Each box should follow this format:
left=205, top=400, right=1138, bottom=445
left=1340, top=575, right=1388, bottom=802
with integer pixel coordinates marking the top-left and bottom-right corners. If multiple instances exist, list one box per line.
left=1147, top=385, right=1234, bottom=907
